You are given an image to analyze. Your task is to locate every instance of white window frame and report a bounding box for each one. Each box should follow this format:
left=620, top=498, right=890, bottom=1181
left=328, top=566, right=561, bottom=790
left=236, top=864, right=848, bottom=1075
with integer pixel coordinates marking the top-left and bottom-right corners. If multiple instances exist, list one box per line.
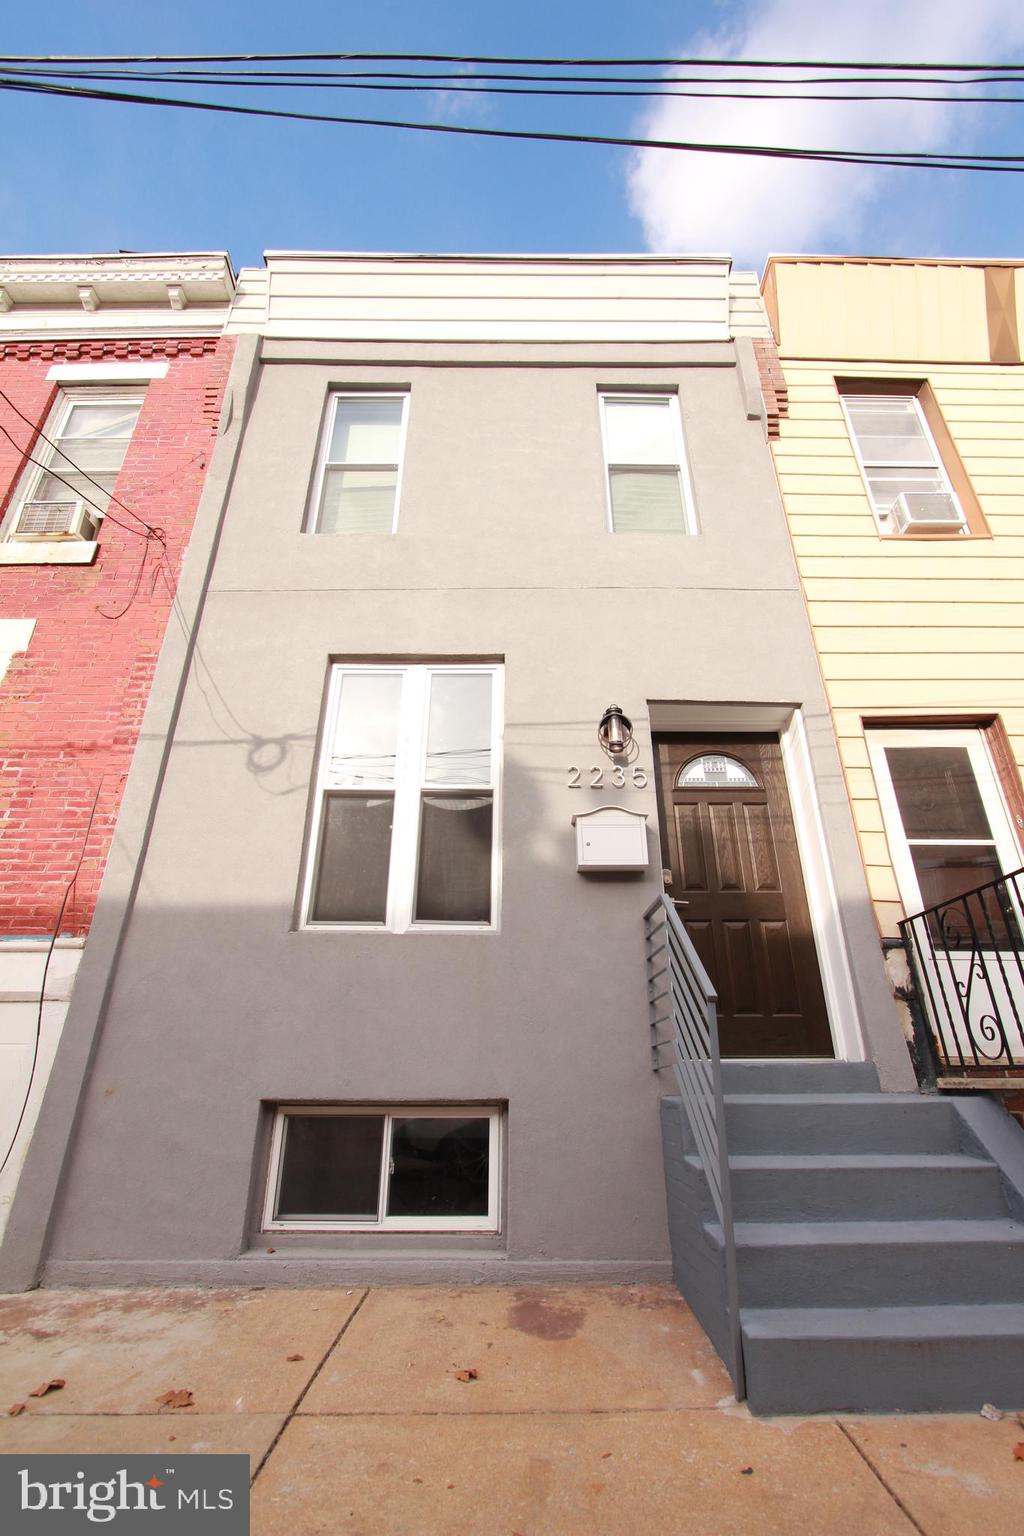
left=839, top=390, right=966, bottom=536
left=262, top=1104, right=502, bottom=1233
left=302, top=662, right=504, bottom=933
left=306, top=390, right=410, bottom=534
left=1, top=387, right=144, bottom=541
left=598, top=391, right=697, bottom=535
left=867, top=727, right=1023, bottom=918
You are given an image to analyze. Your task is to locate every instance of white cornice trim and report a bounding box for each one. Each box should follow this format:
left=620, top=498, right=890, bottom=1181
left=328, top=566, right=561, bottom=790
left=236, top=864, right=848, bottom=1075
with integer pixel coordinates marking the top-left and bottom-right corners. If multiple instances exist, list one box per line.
left=261, top=250, right=734, bottom=265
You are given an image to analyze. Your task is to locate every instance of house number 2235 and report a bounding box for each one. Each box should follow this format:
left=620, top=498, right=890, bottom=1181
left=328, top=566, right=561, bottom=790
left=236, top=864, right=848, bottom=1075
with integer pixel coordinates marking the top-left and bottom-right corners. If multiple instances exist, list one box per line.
left=568, top=765, right=649, bottom=789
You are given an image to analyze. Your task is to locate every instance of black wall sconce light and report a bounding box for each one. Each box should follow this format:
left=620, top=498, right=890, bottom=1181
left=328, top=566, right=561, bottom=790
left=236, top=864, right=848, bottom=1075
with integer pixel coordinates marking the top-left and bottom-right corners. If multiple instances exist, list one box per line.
left=598, top=704, right=634, bottom=759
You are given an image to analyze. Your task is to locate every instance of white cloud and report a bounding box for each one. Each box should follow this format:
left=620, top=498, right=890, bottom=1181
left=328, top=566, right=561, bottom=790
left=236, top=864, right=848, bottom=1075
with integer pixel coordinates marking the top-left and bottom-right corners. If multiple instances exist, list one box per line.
left=627, top=0, right=1024, bottom=261
left=429, top=66, right=494, bottom=126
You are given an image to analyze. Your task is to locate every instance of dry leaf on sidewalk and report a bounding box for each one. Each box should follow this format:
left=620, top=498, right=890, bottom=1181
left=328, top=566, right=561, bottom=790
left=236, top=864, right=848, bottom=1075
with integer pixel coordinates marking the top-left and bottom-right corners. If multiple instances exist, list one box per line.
left=156, top=1390, right=194, bottom=1409
left=1013, top=1443, right=1024, bottom=1462
left=453, top=1368, right=478, bottom=1382
left=286, top=1354, right=305, bottom=1362
left=28, top=1379, right=65, bottom=1398
left=8, top=1403, right=26, bottom=1416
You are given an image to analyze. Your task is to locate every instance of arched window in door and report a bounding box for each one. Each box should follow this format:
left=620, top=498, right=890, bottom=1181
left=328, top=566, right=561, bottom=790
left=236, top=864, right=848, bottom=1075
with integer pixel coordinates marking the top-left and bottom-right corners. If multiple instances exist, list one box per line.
left=674, top=754, right=759, bottom=790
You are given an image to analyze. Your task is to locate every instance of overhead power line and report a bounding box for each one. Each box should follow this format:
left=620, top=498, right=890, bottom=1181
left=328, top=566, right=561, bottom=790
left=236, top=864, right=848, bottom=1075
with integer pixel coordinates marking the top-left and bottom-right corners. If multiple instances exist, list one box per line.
left=3, top=64, right=1024, bottom=105
left=1, top=74, right=1021, bottom=172
left=0, top=52, right=1023, bottom=70
left=5, top=63, right=1024, bottom=88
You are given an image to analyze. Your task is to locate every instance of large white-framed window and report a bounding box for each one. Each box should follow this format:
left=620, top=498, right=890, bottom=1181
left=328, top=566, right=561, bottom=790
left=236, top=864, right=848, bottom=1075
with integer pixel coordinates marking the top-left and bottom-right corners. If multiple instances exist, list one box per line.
left=307, top=392, right=409, bottom=534
left=867, top=728, right=1023, bottom=928
left=263, top=1105, right=502, bottom=1233
left=303, top=663, right=503, bottom=931
left=839, top=390, right=966, bottom=536
left=2, top=389, right=143, bottom=541
left=598, top=392, right=697, bottom=534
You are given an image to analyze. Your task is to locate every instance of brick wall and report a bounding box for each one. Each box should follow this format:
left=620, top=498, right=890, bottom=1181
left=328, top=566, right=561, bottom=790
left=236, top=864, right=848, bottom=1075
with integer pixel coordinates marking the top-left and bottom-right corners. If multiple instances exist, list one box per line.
left=752, top=338, right=789, bottom=439
left=996, top=1090, right=1024, bottom=1132
left=0, top=336, right=234, bottom=937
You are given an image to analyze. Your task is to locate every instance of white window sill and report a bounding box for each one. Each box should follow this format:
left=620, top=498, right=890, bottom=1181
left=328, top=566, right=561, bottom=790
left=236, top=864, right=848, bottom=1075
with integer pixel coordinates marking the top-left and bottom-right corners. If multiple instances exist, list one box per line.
left=264, top=1220, right=500, bottom=1234
left=0, top=541, right=98, bottom=565
left=298, top=922, right=497, bottom=935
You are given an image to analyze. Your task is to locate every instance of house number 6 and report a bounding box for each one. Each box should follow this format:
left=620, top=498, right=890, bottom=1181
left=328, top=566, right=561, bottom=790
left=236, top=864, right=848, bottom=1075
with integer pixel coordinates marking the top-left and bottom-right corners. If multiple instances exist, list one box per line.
left=567, top=765, right=648, bottom=789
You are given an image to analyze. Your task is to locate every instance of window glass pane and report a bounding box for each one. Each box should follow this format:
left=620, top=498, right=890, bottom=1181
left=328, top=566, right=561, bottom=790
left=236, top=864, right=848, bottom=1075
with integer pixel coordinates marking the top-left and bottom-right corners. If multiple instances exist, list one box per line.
left=609, top=468, right=685, bottom=533
left=415, top=794, right=493, bottom=922
left=844, top=397, right=934, bottom=465
left=913, top=858, right=1021, bottom=949
left=604, top=398, right=677, bottom=464
left=387, top=1117, right=490, bottom=1217
left=425, top=673, right=492, bottom=784
left=62, top=401, right=141, bottom=441
left=53, top=403, right=140, bottom=474
left=318, top=467, right=397, bottom=534
left=311, top=793, right=393, bottom=922
left=276, top=1114, right=385, bottom=1220
left=886, top=747, right=994, bottom=840
left=330, top=673, right=402, bottom=786
left=909, top=845, right=1018, bottom=947
left=328, top=399, right=403, bottom=464
left=30, top=470, right=115, bottom=506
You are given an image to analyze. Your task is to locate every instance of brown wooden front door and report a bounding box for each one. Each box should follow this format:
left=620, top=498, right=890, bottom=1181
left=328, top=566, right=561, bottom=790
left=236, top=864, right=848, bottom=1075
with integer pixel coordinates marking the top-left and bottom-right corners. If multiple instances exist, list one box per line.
left=655, top=733, right=834, bottom=1058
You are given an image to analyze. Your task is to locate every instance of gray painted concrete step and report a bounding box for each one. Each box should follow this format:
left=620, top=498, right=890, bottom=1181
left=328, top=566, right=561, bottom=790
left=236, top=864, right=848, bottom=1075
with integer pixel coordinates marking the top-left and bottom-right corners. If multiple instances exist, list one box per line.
left=724, top=1093, right=960, bottom=1153
left=720, top=1062, right=880, bottom=1094
left=707, top=1218, right=1024, bottom=1307
left=684, top=1151, right=1007, bottom=1221
left=741, top=1305, right=1024, bottom=1414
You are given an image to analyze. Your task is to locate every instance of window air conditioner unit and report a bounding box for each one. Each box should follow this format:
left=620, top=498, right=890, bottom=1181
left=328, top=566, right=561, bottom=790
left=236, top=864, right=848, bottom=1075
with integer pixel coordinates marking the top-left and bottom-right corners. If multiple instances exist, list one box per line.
left=12, top=500, right=99, bottom=541
left=890, top=491, right=965, bottom=534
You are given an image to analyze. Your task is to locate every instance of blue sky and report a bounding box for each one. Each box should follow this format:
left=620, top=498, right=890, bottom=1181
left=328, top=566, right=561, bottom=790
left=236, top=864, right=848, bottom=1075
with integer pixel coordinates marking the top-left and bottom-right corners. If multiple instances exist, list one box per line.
left=2, top=1, right=1024, bottom=273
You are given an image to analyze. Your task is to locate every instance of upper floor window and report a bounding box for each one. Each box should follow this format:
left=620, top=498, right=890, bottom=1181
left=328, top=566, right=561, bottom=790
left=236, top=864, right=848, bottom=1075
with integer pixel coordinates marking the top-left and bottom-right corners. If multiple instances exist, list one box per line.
left=303, top=663, right=503, bottom=930
left=838, top=384, right=980, bottom=537
left=599, top=393, right=696, bottom=534
left=308, top=392, right=408, bottom=534
left=3, top=391, right=142, bottom=543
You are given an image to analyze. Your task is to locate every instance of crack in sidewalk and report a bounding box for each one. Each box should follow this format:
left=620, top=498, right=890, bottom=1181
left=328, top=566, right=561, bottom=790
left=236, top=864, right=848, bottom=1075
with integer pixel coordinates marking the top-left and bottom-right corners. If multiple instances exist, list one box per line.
left=837, top=1421, right=928, bottom=1536
left=249, top=1287, right=370, bottom=1487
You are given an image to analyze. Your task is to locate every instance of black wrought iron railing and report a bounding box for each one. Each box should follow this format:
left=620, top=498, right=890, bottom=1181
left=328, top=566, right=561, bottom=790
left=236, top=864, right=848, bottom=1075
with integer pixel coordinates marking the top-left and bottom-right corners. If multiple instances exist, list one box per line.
left=899, top=867, right=1024, bottom=1078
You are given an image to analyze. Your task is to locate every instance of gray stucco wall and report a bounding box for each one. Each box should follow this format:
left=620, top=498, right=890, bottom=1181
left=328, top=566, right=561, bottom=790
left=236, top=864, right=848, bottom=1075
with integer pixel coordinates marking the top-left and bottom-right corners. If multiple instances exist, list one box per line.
left=3, top=337, right=911, bottom=1286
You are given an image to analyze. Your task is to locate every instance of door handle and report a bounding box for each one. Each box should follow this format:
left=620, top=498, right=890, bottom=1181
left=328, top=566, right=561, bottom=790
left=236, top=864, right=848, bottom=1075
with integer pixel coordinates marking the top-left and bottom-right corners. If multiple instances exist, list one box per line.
left=672, top=899, right=690, bottom=908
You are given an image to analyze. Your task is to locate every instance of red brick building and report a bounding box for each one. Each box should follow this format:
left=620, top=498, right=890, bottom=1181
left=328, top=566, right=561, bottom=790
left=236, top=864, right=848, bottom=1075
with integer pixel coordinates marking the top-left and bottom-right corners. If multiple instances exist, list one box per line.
left=0, top=254, right=235, bottom=1228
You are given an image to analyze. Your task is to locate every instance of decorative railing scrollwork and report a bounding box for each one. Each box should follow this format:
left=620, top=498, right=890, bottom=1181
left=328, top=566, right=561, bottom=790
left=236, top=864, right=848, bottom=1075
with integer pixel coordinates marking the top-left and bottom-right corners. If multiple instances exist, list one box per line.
left=900, top=867, right=1024, bottom=1077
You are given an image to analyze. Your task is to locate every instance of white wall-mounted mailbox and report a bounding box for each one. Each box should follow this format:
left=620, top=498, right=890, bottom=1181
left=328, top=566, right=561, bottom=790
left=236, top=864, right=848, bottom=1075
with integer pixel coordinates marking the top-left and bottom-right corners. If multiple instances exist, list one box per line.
left=572, top=806, right=649, bottom=872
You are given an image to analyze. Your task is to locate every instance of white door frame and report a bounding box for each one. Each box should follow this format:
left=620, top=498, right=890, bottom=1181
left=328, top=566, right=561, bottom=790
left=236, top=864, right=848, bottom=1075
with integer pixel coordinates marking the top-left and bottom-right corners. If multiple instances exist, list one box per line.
left=866, top=727, right=1023, bottom=918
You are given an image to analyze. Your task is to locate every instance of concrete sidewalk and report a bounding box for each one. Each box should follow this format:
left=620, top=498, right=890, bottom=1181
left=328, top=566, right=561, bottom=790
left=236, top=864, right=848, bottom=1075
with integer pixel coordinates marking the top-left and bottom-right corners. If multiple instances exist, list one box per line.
left=0, top=1284, right=1021, bottom=1534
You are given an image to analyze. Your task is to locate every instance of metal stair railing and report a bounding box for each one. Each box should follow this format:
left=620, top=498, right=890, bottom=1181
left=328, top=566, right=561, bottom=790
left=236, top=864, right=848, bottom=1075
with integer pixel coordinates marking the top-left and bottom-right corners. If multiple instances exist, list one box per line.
left=643, top=893, right=745, bottom=1399
left=900, top=865, right=1024, bottom=1082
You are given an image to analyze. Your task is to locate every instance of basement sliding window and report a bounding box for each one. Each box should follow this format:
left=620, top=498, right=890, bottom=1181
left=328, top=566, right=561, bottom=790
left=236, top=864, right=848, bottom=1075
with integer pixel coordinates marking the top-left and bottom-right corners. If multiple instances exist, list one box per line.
left=308, top=392, right=408, bottom=533
left=304, top=664, right=502, bottom=930
left=263, top=1106, right=501, bottom=1232
left=599, top=393, right=696, bottom=534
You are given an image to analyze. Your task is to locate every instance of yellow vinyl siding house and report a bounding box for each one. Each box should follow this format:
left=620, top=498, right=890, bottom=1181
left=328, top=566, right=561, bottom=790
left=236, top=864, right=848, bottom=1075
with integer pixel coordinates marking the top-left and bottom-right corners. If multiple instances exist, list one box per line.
left=762, top=256, right=1024, bottom=1089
